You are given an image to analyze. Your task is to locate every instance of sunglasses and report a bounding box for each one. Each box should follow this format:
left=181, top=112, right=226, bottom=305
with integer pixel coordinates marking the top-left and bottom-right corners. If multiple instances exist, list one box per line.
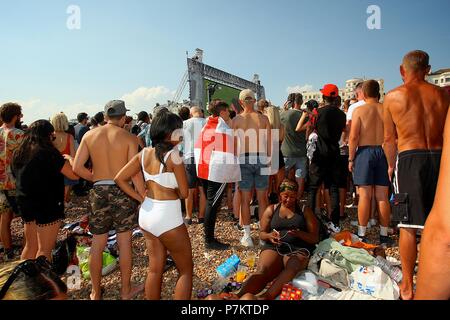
left=0, top=256, right=52, bottom=299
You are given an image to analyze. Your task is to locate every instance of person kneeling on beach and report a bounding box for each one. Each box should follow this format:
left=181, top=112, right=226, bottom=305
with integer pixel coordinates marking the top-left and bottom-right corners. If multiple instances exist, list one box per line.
left=207, top=179, right=319, bottom=300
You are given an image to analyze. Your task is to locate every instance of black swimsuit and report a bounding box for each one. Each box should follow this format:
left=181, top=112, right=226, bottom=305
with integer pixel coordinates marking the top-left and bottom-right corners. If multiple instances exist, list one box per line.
left=261, top=204, right=314, bottom=254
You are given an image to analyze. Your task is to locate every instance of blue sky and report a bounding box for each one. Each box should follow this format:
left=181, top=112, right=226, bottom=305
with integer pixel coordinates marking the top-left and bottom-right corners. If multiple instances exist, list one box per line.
left=1, top=0, right=449, bottom=124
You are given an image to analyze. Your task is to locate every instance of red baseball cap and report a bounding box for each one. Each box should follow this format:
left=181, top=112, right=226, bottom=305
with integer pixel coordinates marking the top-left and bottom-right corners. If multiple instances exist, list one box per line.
left=320, top=84, right=339, bottom=97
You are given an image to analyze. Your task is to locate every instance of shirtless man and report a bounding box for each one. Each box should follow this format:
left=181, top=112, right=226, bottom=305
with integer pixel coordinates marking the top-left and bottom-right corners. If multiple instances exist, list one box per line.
left=349, top=80, right=391, bottom=245
left=73, top=100, right=145, bottom=300
left=415, top=109, right=450, bottom=300
left=383, top=50, right=449, bottom=300
left=232, top=89, right=271, bottom=247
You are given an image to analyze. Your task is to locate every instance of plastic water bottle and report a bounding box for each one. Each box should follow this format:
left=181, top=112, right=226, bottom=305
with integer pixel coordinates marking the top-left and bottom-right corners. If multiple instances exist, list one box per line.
left=216, top=254, right=240, bottom=278
left=375, top=256, right=403, bottom=283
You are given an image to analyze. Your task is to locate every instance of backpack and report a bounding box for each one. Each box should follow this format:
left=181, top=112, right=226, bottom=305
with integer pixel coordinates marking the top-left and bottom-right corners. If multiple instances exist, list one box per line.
left=51, top=235, right=78, bottom=276
left=313, top=212, right=332, bottom=242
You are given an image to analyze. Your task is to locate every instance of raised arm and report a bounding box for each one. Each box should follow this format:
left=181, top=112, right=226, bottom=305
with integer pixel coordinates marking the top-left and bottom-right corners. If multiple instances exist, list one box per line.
left=295, top=112, right=308, bottom=132
left=382, top=93, right=398, bottom=181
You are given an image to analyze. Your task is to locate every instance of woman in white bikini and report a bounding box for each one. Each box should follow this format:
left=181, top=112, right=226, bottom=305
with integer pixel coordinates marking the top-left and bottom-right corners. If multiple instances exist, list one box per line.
left=115, top=109, right=192, bottom=300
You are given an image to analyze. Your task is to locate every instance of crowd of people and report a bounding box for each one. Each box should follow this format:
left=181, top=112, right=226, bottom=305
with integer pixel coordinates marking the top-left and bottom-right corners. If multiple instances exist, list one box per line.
left=0, top=50, right=449, bottom=300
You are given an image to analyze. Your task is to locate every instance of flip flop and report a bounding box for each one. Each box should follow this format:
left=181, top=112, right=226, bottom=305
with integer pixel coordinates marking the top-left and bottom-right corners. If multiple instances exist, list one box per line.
left=164, top=256, right=175, bottom=272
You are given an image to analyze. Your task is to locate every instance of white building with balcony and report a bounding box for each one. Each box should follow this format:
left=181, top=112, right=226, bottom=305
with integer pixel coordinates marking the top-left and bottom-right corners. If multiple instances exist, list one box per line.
left=298, top=78, right=385, bottom=106
left=426, top=69, right=450, bottom=87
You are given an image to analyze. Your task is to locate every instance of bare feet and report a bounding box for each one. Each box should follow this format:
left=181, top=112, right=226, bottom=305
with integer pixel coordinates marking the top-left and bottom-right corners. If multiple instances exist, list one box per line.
left=121, top=283, right=144, bottom=300
left=90, top=291, right=102, bottom=300
left=399, top=282, right=414, bottom=300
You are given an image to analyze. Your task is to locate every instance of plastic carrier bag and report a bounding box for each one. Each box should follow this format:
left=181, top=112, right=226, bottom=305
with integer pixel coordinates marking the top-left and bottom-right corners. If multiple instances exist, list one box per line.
left=349, top=265, right=400, bottom=300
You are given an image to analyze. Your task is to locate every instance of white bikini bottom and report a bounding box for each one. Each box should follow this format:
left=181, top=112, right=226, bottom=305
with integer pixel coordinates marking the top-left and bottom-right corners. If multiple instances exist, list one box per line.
left=138, top=198, right=184, bottom=237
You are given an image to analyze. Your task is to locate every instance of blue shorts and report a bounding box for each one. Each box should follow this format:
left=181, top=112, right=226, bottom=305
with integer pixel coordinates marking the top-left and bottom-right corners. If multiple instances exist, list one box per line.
left=239, top=154, right=270, bottom=191
left=64, top=177, right=79, bottom=187
left=353, top=146, right=390, bottom=187
left=284, top=157, right=308, bottom=179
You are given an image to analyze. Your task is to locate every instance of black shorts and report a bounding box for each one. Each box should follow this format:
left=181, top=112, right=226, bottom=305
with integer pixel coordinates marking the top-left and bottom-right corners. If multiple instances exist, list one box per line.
left=337, top=155, right=349, bottom=189
left=353, top=146, right=390, bottom=187
left=18, top=196, right=65, bottom=226
left=394, top=150, right=441, bottom=229
left=309, top=155, right=340, bottom=189
left=184, top=157, right=200, bottom=189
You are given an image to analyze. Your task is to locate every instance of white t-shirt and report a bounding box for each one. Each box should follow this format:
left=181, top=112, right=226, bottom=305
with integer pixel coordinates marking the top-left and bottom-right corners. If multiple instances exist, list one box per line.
left=346, top=100, right=366, bottom=122
left=183, top=117, right=206, bottom=160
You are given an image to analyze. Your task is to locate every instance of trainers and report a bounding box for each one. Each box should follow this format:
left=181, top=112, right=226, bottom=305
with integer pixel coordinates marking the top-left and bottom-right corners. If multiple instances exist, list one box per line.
left=205, top=240, right=230, bottom=251
left=184, top=218, right=193, bottom=226
left=351, top=220, right=373, bottom=229
left=379, top=235, right=395, bottom=248
left=240, top=235, right=254, bottom=248
left=326, top=221, right=341, bottom=234
left=234, top=222, right=244, bottom=232
left=360, top=237, right=370, bottom=244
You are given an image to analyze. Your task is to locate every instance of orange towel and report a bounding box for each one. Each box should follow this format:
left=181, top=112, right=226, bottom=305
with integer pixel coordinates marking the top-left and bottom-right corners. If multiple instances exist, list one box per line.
left=333, top=231, right=378, bottom=250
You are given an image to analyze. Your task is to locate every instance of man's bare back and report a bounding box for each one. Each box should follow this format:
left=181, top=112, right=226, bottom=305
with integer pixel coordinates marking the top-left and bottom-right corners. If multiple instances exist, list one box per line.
left=352, top=102, right=385, bottom=146
left=81, top=124, right=138, bottom=181
left=385, top=81, right=449, bottom=152
left=233, top=111, right=271, bottom=155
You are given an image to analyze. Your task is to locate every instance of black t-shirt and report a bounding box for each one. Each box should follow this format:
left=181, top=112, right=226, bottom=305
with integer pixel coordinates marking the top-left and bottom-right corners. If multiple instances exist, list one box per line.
left=14, top=148, right=65, bottom=215
left=315, top=105, right=346, bottom=159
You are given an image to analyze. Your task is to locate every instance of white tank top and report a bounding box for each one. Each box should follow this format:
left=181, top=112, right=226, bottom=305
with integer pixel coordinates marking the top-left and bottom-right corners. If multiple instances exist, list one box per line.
left=141, top=149, right=178, bottom=190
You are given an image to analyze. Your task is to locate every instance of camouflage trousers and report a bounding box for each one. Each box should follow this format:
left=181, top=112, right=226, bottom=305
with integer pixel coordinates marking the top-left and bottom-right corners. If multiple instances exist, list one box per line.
left=89, top=185, right=138, bottom=235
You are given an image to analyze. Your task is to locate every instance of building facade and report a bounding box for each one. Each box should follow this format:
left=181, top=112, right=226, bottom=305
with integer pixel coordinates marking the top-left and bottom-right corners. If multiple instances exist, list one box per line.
left=299, top=78, right=385, bottom=106
left=426, top=69, right=450, bottom=87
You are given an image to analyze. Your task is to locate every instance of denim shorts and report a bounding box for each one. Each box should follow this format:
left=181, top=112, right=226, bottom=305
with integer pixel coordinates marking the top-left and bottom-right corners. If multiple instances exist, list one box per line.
left=284, top=157, right=308, bottom=179
left=238, top=154, right=270, bottom=191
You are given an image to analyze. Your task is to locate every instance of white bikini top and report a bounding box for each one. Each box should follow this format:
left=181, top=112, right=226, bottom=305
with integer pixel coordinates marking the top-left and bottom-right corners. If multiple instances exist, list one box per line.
left=141, top=149, right=178, bottom=190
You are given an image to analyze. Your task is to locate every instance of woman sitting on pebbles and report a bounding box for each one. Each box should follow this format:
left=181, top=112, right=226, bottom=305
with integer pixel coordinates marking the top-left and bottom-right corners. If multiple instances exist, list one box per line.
left=115, top=110, right=192, bottom=300
left=207, top=179, right=319, bottom=300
